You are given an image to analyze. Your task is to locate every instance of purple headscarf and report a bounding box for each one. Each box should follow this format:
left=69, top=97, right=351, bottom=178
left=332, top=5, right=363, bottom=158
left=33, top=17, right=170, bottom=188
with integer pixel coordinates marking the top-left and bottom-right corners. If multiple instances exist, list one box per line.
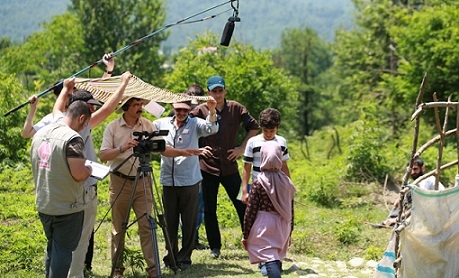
left=258, top=141, right=296, bottom=222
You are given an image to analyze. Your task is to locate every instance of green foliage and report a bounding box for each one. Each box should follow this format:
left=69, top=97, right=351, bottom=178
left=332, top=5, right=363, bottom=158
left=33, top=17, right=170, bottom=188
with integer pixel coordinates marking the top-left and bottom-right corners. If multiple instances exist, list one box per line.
left=306, top=174, right=342, bottom=208
left=70, top=0, right=168, bottom=85
left=0, top=0, right=356, bottom=52
left=0, top=72, right=30, bottom=167
left=330, top=0, right=419, bottom=135
left=344, top=104, right=392, bottom=183
left=0, top=13, right=86, bottom=90
left=273, top=27, right=333, bottom=135
left=363, top=245, right=383, bottom=261
left=289, top=230, right=315, bottom=255
left=165, top=32, right=301, bottom=138
left=0, top=220, right=45, bottom=273
left=0, top=167, right=45, bottom=273
left=334, top=218, right=361, bottom=245
left=121, top=247, right=145, bottom=276
left=383, top=3, right=459, bottom=128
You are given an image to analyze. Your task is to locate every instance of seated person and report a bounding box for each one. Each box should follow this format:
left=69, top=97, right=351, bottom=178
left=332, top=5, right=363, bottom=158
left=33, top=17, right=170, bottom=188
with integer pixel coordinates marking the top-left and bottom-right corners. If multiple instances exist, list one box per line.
left=374, top=157, right=445, bottom=228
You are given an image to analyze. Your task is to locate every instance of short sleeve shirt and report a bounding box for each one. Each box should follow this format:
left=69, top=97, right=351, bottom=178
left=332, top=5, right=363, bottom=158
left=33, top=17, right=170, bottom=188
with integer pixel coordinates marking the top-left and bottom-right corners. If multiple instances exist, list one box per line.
left=100, top=116, right=155, bottom=176
left=243, top=134, right=289, bottom=182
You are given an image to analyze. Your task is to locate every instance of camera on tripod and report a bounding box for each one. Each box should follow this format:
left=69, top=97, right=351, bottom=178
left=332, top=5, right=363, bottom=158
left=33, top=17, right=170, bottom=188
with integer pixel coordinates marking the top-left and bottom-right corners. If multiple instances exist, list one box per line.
left=133, top=130, right=168, bottom=153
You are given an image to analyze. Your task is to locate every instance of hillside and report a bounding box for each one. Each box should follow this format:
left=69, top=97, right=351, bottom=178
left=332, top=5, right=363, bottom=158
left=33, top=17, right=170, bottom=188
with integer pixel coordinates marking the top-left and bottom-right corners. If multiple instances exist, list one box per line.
left=0, top=0, right=355, bottom=51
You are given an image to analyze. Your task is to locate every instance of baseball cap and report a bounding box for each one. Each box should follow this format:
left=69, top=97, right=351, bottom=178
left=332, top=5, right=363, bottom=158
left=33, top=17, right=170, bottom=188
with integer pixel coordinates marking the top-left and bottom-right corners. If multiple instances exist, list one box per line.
left=71, top=90, right=103, bottom=106
left=207, top=76, right=225, bottom=90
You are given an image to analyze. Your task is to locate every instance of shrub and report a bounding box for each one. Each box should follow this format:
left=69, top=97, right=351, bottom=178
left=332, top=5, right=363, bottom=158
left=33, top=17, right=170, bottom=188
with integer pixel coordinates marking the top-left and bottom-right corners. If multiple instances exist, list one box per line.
left=344, top=104, right=392, bottom=183
left=307, top=175, right=341, bottom=207
left=363, top=245, right=384, bottom=261
left=290, top=230, right=315, bottom=255
left=334, top=218, right=360, bottom=245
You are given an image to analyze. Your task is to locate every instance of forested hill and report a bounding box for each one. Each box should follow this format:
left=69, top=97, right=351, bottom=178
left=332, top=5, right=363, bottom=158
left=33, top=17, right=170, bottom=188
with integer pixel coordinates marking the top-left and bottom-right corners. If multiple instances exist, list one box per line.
left=0, top=0, right=355, bottom=50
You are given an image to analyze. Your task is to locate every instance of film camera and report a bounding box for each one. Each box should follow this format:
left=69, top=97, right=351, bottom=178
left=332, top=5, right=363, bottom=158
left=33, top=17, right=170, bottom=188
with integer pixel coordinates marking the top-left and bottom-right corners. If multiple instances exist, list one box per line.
left=133, top=130, right=168, bottom=153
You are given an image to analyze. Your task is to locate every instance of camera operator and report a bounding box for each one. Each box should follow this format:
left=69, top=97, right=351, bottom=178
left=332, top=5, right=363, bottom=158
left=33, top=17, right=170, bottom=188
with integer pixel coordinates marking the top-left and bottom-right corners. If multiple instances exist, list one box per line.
left=99, top=97, right=203, bottom=278
left=153, top=97, right=218, bottom=271
left=100, top=96, right=158, bottom=278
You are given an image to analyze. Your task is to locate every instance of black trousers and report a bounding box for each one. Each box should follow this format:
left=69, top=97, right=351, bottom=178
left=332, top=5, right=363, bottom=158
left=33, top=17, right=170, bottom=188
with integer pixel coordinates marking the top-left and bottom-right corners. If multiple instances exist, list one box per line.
left=201, top=171, right=247, bottom=250
left=162, top=183, right=199, bottom=265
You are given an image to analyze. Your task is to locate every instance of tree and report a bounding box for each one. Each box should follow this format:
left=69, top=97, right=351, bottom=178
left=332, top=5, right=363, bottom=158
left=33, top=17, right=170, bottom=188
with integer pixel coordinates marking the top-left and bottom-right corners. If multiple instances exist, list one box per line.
left=332, top=0, right=400, bottom=130
left=386, top=4, right=459, bottom=102
left=331, top=0, right=459, bottom=136
left=272, top=27, right=333, bottom=135
left=165, top=32, right=301, bottom=138
left=0, top=72, right=30, bottom=167
left=0, top=13, right=86, bottom=119
left=70, top=0, right=168, bottom=85
left=0, top=13, right=85, bottom=91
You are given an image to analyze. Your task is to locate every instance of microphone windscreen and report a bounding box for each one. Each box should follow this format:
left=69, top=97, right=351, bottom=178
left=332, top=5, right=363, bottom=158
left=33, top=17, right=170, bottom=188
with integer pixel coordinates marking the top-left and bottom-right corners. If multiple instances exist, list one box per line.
left=220, top=21, right=235, bottom=46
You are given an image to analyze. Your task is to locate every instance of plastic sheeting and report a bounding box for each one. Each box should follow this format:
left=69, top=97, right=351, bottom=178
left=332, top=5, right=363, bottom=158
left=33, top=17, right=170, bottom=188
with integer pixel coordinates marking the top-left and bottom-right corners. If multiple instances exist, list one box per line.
left=374, top=232, right=396, bottom=278
left=398, top=185, right=459, bottom=277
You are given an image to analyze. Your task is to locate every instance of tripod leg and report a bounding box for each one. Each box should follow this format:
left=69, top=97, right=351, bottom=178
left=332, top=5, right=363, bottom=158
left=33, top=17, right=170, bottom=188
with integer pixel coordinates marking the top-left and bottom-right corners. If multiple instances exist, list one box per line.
left=109, top=153, right=179, bottom=277
left=132, top=169, right=163, bottom=278
left=150, top=173, right=179, bottom=273
left=157, top=213, right=178, bottom=272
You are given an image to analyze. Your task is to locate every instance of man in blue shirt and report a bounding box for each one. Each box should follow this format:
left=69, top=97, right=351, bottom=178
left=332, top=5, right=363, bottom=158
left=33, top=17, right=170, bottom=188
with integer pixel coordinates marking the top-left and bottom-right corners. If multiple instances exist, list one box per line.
left=153, top=97, right=218, bottom=270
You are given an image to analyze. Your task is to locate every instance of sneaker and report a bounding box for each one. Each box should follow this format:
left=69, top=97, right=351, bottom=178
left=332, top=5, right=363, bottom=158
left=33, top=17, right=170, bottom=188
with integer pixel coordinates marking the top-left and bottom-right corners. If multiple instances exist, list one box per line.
left=258, top=263, right=268, bottom=276
left=210, top=248, right=220, bottom=258
left=194, top=242, right=209, bottom=250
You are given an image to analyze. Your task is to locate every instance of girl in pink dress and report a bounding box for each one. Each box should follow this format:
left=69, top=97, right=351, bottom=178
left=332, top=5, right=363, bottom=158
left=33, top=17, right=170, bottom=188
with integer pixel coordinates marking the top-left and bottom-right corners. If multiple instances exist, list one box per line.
left=242, top=141, right=296, bottom=277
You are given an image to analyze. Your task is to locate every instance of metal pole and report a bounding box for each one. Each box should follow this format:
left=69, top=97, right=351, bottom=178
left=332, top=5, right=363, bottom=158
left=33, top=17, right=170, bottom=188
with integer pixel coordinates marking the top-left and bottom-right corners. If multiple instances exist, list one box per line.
left=3, top=0, right=236, bottom=117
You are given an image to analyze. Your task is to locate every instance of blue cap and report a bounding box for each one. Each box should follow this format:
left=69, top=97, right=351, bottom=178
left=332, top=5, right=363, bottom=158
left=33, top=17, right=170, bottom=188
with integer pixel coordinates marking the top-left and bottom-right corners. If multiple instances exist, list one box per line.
left=207, top=76, right=225, bottom=90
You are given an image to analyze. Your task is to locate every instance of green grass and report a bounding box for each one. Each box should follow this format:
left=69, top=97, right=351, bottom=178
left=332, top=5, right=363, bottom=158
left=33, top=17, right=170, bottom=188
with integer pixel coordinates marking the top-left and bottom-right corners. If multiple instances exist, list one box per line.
left=0, top=176, right=393, bottom=277
left=0, top=136, right=397, bottom=277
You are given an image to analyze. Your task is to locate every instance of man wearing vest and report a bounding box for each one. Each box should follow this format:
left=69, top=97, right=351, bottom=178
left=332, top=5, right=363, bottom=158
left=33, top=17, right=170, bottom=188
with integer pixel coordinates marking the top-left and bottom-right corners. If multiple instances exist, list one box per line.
left=31, top=100, right=93, bottom=278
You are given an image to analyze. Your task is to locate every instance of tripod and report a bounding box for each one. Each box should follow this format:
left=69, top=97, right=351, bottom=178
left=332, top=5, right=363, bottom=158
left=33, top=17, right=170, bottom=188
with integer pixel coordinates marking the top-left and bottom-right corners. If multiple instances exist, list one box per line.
left=109, top=150, right=177, bottom=277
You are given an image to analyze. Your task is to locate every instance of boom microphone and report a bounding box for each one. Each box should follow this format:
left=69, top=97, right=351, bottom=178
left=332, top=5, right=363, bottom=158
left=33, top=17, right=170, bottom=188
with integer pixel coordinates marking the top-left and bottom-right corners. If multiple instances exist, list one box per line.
left=220, top=19, right=235, bottom=46
left=220, top=16, right=240, bottom=46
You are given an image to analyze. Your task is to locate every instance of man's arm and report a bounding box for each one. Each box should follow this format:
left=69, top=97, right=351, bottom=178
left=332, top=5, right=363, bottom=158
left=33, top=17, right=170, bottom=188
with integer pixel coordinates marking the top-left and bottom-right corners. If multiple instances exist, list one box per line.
left=21, top=95, right=38, bottom=138
left=68, top=157, right=92, bottom=181
left=227, top=129, right=258, bottom=162
left=161, top=146, right=202, bottom=157
left=89, top=71, right=130, bottom=129
left=241, top=162, right=252, bottom=204
left=66, top=137, right=92, bottom=181
left=52, top=78, right=75, bottom=119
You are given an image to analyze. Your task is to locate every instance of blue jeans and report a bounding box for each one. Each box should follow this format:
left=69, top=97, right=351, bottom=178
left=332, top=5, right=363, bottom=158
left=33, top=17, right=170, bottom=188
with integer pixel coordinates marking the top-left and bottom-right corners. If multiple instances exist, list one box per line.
left=39, top=211, right=84, bottom=278
left=265, top=260, right=282, bottom=278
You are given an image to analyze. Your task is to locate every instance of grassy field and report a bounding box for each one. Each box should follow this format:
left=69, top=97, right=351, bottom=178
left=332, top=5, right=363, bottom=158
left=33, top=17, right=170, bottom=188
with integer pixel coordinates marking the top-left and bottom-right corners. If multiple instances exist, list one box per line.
left=0, top=131, right=401, bottom=277
left=0, top=170, right=395, bottom=278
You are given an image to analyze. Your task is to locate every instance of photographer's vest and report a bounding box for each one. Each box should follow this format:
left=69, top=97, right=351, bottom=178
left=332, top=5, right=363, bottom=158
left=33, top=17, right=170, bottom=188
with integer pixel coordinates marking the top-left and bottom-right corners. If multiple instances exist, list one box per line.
left=31, top=123, right=85, bottom=215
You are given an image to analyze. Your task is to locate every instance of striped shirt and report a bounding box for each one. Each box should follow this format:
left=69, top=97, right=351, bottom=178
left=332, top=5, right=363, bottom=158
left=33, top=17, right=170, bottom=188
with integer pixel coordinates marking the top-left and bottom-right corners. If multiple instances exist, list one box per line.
left=243, top=134, right=289, bottom=182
